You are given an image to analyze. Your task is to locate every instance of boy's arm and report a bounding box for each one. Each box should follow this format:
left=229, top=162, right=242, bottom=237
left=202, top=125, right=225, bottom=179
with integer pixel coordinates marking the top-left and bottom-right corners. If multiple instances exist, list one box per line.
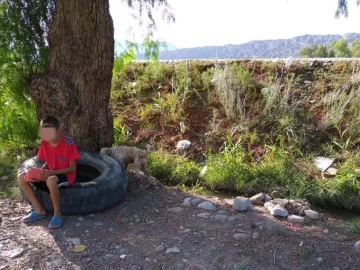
left=42, top=161, right=76, bottom=179
left=48, top=161, right=77, bottom=175
left=41, top=162, right=48, bottom=170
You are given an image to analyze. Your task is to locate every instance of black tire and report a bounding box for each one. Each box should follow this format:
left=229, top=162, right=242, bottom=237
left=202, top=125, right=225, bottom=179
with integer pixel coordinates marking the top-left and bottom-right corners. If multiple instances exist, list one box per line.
left=18, top=151, right=127, bottom=215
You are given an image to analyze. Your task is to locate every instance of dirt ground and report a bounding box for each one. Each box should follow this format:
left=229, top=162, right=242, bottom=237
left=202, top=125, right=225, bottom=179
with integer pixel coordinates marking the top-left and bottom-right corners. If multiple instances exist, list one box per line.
left=1, top=173, right=360, bottom=270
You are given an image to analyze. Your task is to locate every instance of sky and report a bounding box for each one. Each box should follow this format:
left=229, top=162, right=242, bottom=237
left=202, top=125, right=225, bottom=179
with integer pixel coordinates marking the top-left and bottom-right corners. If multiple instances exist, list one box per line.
left=109, top=0, right=360, bottom=49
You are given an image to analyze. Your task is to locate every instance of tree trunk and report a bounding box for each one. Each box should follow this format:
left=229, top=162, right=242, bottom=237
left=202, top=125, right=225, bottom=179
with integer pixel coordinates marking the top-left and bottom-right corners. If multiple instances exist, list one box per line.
left=30, top=0, right=114, bottom=152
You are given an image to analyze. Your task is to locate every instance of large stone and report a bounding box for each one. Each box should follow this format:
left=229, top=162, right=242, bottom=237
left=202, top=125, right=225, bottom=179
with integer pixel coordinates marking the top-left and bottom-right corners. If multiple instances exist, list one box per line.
left=287, top=215, right=305, bottom=223
left=233, top=197, right=253, bottom=211
left=304, top=210, right=320, bottom=220
left=197, top=201, right=217, bottom=211
left=264, top=194, right=272, bottom=202
left=270, top=199, right=289, bottom=208
left=191, top=198, right=203, bottom=206
left=233, top=233, right=249, bottom=241
left=181, top=198, right=192, bottom=207
left=264, top=202, right=288, bottom=217
left=250, top=193, right=265, bottom=205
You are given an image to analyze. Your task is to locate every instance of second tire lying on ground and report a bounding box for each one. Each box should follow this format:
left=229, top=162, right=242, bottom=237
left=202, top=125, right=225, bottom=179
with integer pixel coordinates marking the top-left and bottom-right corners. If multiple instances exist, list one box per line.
left=18, top=151, right=127, bottom=215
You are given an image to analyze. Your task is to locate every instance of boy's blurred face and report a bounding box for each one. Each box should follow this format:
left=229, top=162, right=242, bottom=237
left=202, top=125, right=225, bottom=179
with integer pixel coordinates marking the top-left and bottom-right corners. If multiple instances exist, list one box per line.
left=39, top=122, right=62, bottom=143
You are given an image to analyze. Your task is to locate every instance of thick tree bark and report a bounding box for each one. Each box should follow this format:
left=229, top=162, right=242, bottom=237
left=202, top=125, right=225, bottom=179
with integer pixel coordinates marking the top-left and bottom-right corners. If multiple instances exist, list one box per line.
left=30, top=0, right=114, bottom=152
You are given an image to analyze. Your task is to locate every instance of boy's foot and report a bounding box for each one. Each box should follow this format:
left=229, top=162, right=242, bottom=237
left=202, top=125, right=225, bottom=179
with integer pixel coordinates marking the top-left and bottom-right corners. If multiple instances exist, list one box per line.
left=48, top=216, right=64, bottom=229
left=23, top=211, right=46, bottom=223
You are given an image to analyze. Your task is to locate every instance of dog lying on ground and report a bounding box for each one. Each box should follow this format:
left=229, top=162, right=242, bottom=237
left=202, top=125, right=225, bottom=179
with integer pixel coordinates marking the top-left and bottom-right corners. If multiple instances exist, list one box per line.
left=100, top=144, right=151, bottom=178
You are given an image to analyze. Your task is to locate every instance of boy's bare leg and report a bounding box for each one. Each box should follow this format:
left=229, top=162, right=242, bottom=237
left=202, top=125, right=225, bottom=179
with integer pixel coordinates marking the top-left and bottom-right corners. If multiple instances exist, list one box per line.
left=46, top=176, right=62, bottom=217
left=18, top=174, right=46, bottom=214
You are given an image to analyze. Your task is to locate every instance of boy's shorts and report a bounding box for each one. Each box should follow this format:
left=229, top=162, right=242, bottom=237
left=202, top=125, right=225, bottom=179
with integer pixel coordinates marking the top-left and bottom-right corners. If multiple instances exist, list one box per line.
left=33, top=174, right=69, bottom=190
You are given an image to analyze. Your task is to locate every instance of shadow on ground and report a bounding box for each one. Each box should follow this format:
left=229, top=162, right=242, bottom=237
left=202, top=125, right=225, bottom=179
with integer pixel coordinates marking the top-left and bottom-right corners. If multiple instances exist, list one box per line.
left=1, top=172, right=360, bottom=270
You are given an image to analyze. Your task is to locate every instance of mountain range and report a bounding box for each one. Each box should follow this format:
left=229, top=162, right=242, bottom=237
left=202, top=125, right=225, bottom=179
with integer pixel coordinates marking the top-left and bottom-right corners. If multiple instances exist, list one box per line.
left=138, top=33, right=360, bottom=60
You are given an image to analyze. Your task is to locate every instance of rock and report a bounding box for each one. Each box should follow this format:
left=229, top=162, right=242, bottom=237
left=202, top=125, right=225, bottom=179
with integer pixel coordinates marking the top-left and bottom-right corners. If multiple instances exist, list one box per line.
left=197, top=201, right=217, bottom=211
left=252, top=232, right=260, bottom=239
left=264, top=194, right=272, bottom=202
left=3, top=248, right=25, bottom=259
left=120, top=254, right=127, bottom=259
left=191, top=198, right=203, bottom=206
left=315, top=257, right=324, bottom=263
left=288, top=199, right=310, bottom=215
left=166, top=247, right=180, bottom=253
left=250, top=193, right=265, bottom=205
left=184, top=229, right=191, bottom=233
left=217, top=210, right=228, bottom=215
left=49, top=259, right=63, bottom=266
left=134, top=215, right=140, bottom=223
left=233, top=197, right=253, bottom=211
left=233, top=233, right=249, bottom=241
left=168, top=207, right=184, bottom=213
left=155, top=245, right=165, bottom=252
left=181, top=198, right=192, bottom=207
left=197, top=212, right=211, bottom=219
left=270, top=199, right=289, bottom=208
left=224, top=199, right=234, bottom=206
left=287, top=215, right=305, bottom=223
left=314, top=157, right=334, bottom=172
left=176, top=140, right=191, bottom=150
left=94, top=221, right=104, bottom=226
left=355, top=241, right=360, bottom=250
left=109, top=227, right=115, bottom=232
left=78, top=217, right=84, bottom=221
left=324, top=168, right=338, bottom=178
left=71, top=238, right=81, bottom=245
left=323, top=229, right=329, bottom=234
left=145, top=258, right=152, bottom=262
left=264, top=202, right=288, bottom=217
left=304, top=210, right=320, bottom=220
left=215, top=215, right=228, bottom=221
left=228, top=216, right=237, bottom=221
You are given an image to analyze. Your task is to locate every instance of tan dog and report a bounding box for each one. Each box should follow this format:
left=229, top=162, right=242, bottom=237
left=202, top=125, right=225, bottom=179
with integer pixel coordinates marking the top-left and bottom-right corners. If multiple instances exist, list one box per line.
left=100, top=144, right=151, bottom=178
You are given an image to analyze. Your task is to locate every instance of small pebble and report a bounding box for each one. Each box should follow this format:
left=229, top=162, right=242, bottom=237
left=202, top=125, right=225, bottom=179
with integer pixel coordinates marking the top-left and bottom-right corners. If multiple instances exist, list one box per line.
left=167, top=207, right=184, bottom=213
left=94, top=221, right=104, bottom=226
left=197, top=212, right=211, bottom=219
left=78, top=217, right=84, bottom=221
left=323, top=229, right=329, bottom=234
left=155, top=245, right=165, bottom=252
left=355, top=240, right=360, bottom=249
left=315, top=257, right=324, bottom=263
left=233, top=233, right=249, bottom=241
left=120, top=254, right=127, bottom=259
left=145, top=258, right=152, bottom=262
left=252, top=232, right=260, bottom=239
left=71, top=238, right=81, bottom=245
left=166, top=247, right=180, bottom=253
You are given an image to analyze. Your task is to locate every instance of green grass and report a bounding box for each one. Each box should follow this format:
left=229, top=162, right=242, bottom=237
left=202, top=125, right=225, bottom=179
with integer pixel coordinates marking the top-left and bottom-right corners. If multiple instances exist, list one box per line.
left=0, top=148, right=28, bottom=198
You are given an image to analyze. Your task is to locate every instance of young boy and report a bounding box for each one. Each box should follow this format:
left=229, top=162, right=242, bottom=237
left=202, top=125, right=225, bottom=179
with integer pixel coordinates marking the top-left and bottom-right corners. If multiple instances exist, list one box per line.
left=18, top=116, right=80, bottom=229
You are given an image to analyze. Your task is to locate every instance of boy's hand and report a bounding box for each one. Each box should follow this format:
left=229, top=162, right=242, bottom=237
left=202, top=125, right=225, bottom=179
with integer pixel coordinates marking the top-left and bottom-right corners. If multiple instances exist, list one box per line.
left=41, top=170, right=55, bottom=181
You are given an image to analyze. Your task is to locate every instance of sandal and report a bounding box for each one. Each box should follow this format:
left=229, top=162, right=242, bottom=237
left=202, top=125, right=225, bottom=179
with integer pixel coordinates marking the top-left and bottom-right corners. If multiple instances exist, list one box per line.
left=22, top=211, right=46, bottom=223
left=48, top=216, right=64, bottom=229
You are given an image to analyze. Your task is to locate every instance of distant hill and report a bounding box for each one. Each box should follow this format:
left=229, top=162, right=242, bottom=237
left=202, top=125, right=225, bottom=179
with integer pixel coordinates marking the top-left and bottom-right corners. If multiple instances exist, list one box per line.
left=137, top=33, right=360, bottom=60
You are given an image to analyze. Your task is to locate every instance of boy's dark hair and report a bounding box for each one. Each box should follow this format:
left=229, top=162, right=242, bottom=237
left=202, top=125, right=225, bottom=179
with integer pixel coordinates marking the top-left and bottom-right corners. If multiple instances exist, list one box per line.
left=40, top=116, right=60, bottom=129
